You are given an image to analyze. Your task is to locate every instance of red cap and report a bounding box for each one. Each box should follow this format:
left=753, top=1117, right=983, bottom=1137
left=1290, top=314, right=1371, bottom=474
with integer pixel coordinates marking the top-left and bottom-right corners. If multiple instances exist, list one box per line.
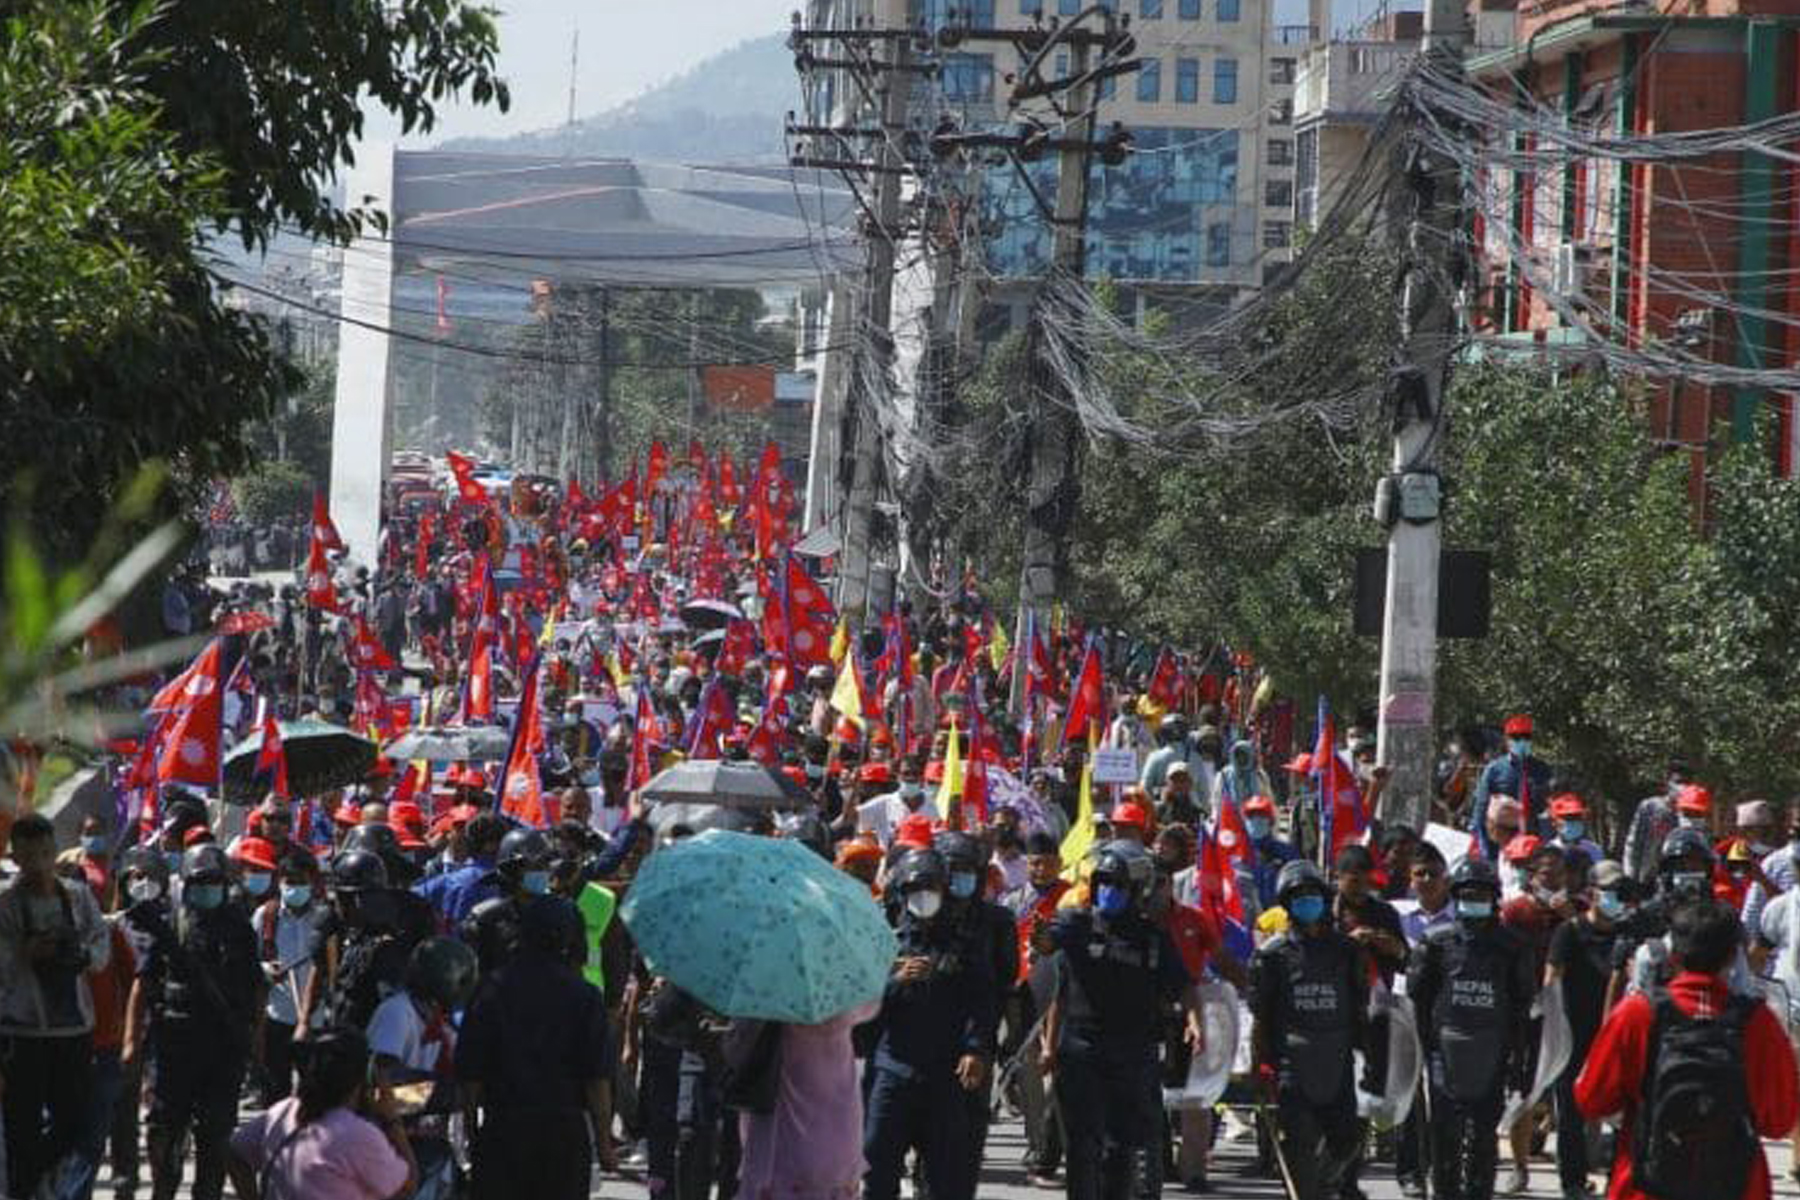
left=781, top=764, right=808, bottom=786
left=233, top=836, right=278, bottom=872
left=870, top=727, right=894, bottom=748
left=459, top=768, right=490, bottom=791
left=924, top=760, right=946, bottom=784
left=895, top=812, right=936, bottom=849
left=1281, top=752, right=1314, bottom=775
left=389, top=800, right=428, bottom=849
left=1675, top=783, right=1713, bottom=815
left=1549, top=792, right=1586, bottom=819
left=836, top=838, right=883, bottom=867
left=182, top=826, right=215, bottom=847
left=427, top=803, right=480, bottom=839
left=1244, top=794, right=1278, bottom=817
left=1112, top=800, right=1151, bottom=829
left=859, top=762, right=894, bottom=785
left=1502, top=833, right=1542, bottom=863
left=834, top=717, right=859, bottom=742
left=1503, top=714, right=1534, bottom=737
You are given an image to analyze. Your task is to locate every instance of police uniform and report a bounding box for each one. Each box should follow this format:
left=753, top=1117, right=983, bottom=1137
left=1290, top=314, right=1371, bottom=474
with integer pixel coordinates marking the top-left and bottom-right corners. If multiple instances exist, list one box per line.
left=326, top=886, right=432, bottom=1031
left=861, top=907, right=997, bottom=1200
left=1047, top=905, right=1191, bottom=1200
left=1249, top=924, right=1367, bottom=1200
left=136, top=902, right=262, bottom=1200
left=1408, top=920, right=1535, bottom=1200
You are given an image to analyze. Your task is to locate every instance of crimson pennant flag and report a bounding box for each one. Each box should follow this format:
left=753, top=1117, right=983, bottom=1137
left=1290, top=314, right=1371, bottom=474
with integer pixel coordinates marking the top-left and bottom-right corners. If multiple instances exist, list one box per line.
left=350, top=616, right=397, bottom=672
left=627, top=685, right=658, bottom=792
left=390, top=761, right=424, bottom=808
left=645, top=440, right=670, bottom=497
left=303, top=492, right=340, bottom=611
left=961, top=684, right=990, bottom=827
left=254, top=711, right=290, bottom=800
left=415, top=510, right=434, bottom=580
left=686, top=676, right=737, bottom=760
left=718, top=618, right=757, bottom=676
left=566, top=477, right=587, bottom=515
left=765, top=556, right=834, bottom=668
left=718, top=454, right=741, bottom=509
left=501, top=653, right=550, bottom=826
left=693, top=472, right=718, bottom=531
left=446, top=451, right=488, bottom=507
left=1147, top=648, right=1183, bottom=709
left=311, top=490, right=345, bottom=554
left=156, top=641, right=224, bottom=786
left=746, top=665, right=792, bottom=766
left=1061, top=636, right=1105, bottom=748
left=688, top=439, right=708, bottom=477
left=1312, top=699, right=1367, bottom=864
left=460, top=557, right=499, bottom=723
left=149, top=638, right=225, bottom=716
left=1196, top=822, right=1253, bottom=960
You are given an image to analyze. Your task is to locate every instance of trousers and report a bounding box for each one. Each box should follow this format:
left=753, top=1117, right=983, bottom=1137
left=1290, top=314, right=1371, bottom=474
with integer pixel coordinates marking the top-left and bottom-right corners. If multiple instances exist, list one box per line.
left=1056, top=1040, right=1162, bottom=1200
left=0, top=1032, right=93, bottom=1199
left=863, top=1063, right=976, bottom=1200
left=1273, top=1091, right=1363, bottom=1200
left=1428, top=1086, right=1504, bottom=1200
left=146, top=1029, right=245, bottom=1200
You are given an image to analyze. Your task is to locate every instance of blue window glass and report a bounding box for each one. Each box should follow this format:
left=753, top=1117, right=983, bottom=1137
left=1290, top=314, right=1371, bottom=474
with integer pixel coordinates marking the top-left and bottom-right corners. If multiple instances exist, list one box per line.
left=1206, top=222, right=1231, bottom=266
left=1217, top=0, right=1240, bottom=18
left=1136, top=58, right=1161, bottom=101
left=1022, top=0, right=1042, bottom=11
left=1179, top=0, right=1201, bottom=17
left=1100, top=71, right=1116, bottom=99
left=1060, top=0, right=1081, bottom=13
left=941, top=53, right=995, bottom=102
left=1141, top=0, right=1163, bottom=14
left=1175, top=57, right=1199, bottom=102
left=1213, top=58, right=1237, bottom=103
left=1055, top=51, right=1069, bottom=79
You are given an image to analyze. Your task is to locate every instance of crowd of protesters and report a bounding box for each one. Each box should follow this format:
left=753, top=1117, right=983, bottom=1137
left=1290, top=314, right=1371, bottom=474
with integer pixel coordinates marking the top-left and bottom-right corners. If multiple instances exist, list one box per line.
left=3, top=443, right=1799, bottom=1200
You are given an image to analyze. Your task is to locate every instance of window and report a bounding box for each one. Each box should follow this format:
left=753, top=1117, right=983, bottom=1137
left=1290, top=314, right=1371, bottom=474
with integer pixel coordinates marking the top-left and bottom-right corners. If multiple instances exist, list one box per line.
left=1060, top=0, right=1080, bottom=12
left=1100, top=71, right=1116, bottom=99
left=1137, top=58, right=1162, bottom=101
left=941, top=53, right=995, bottom=102
left=1022, top=0, right=1042, bottom=11
left=1270, top=96, right=1293, bottom=125
left=1217, top=0, right=1240, bottom=19
left=967, top=0, right=996, bottom=19
left=1141, top=0, right=1163, bottom=15
left=1213, top=58, right=1238, bottom=103
left=1265, top=178, right=1293, bottom=207
left=1205, top=221, right=1231, bottom=266
left=1270, top=56, right=1296, bottom=84
left=1175, top=57, right=1200, bottom=102
left=1179, top=0, right=1201, bottom=16
left=1264, top=221, right=1292, bottom=248
left=1267, top=137, right=1293, bottom=165
left=1055, top=50, right=1069, bottom=79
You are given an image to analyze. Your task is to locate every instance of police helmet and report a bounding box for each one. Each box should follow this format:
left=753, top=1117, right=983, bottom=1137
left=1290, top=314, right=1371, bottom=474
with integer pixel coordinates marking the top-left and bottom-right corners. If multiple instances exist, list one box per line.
left=1447, top=855, right=1500, bottom=896
left=1091, top=839, right=1155, bottom=901
left=497, top=828, right=553, bottom=875
left=341, top=822, right=404, bottom=862
left=1275, top=858, right=1329, bottom=902
left=889, top=847, right=947, bottom=894
left=406, top=936, right=480, bottom=1011
left=776, top=812, right=832, bottom=860
left=329, top=848, right=389, bottom=892
left=1659, top=826, right=1716, bottom=868
left=932, top=830, right=985, bottom=874
left=121, top=844, right=171, bottom=885
left=180, top=843, right=230, bottom=883
left=520, top=894, right=585, bottom=956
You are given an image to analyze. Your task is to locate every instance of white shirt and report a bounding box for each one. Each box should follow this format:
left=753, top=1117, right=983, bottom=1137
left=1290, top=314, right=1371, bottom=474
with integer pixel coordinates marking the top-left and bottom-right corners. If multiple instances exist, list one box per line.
left=367, top=991, right=451, bottom=1074
left=1395, top=897, right=1455, bottom=947
left=1760, top=889, right=1800, bottom=1025
left=857, top=789, right=928, bottom=847
left=254, top=899, right=322, bottom=1028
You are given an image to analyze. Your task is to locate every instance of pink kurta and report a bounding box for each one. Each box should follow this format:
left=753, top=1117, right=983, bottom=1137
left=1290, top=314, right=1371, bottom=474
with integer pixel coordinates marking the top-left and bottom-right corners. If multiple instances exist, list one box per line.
left=734, top=1001, right=880, bottom=1200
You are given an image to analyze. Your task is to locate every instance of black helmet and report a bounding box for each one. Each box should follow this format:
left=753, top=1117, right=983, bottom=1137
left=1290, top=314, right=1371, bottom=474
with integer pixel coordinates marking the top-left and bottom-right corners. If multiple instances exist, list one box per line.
left=1448, top=856, right=1500, bottom=895
left=775, top=812, right=832, bottom=860
left=1092, top=839, right=1155, bottom=903
left=889, top=847, right=947, bottom=894
left=520, top=894, right=585, bottom=957
left=341, top=823, right=403, bottom=861
left=329, top=848, right=389, bottom=892
left=1275, top=858, right=1329, bottom=902
left=497, top=828, right=552, bottom=875
left=1659, top=826, right=1716, bottom=868
left=122, top=844, right=171, bottom=885
left=406, top=937, right=480, bottom=1011
left=180, top=844, right=230, bottom=883
left=932, top=831, right=985, bottom=874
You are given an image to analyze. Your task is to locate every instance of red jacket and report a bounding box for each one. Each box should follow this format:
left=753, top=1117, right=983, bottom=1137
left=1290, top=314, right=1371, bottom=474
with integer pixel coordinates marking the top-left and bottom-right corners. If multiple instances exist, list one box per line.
left=1575, top=971, right=1798, bottom=1200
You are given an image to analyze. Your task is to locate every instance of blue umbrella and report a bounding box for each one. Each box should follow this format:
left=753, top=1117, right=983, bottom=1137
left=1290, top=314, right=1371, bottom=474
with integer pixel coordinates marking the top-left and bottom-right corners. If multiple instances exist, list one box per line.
left=619, top=830, right=897, bottom=1024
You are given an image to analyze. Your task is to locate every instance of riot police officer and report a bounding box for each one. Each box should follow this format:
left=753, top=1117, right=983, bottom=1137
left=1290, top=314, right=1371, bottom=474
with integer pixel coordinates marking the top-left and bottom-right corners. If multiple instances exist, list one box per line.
left=463, top=828, right=570, bottom=973
left=862, top=846, right=997, bottom=1200
left=1408, top=857, right=1536, bottom=1200
left=309, top=848, right=420, bottom=1032
left=130, top=845, right=263, bottom=1200
left=1250, top=859, right=1367, bottom=1200
left=1039, top=838, right=1193, bottom=1200
left=935, top=829, right=1019, bottom=1176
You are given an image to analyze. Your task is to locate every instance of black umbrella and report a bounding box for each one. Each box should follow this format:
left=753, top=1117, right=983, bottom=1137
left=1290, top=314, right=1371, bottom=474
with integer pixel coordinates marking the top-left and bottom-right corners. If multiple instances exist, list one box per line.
left=222, top=720, right=377, bottom=804
left=679, top=598, right=743, bottom=630
left=383, top=725, right=514, bottom=763
left=639, top=758, right=811, bottom=810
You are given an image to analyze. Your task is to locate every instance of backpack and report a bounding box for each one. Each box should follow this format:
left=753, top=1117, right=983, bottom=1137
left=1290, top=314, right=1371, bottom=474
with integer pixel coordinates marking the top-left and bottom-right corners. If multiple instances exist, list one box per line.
left=1631, top=988, right=1759, bottom=1200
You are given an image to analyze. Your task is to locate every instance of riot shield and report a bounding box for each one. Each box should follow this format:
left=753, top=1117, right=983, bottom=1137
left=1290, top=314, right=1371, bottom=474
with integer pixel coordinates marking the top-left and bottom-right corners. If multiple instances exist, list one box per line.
left=1355, top=990, right=1422, bottom=1129
left=1164, top=980, right=1242, bottom=1111
left=1499, top=977, right=1572, bottom=1134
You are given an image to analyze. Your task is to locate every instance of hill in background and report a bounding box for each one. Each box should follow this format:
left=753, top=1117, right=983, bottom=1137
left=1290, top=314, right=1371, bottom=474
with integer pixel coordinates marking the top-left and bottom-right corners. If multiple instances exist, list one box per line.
left=438, top=34, right=794, bottom=162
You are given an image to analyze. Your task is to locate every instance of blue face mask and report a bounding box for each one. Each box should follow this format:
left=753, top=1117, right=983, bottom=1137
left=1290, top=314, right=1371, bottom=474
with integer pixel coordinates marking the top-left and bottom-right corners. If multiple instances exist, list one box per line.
left=242, top=872, right=273, bottom=898
left=1288, top=894, right=1327, bottom=925
left=1509, top=738, right=1532, bottom=759
left=522, top=870, right=551, bottom=896
left=185, top=883, right=226, bottom=911
left=949, top=870, right=979, bottom=900
left=164, top=851, right=184, bottom=874
left=1456, top=897, right=1494, bottom=921
left=282, top=884, right=313, bottom=910
left=1596, top=891, right=1627, bottom=921
left=1245, top=817, right=1273, bottom=841
left=1559, top=821, right=1585, bottom=843
left=1094, top=883, right=1132, bottom=917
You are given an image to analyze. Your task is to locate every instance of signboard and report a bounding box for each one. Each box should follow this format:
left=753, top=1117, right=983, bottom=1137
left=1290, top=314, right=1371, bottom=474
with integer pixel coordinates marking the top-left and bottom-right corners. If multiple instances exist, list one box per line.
left=703, top=365, right=775, bottom=412
left=1092, top=747, right=1139, bottom=785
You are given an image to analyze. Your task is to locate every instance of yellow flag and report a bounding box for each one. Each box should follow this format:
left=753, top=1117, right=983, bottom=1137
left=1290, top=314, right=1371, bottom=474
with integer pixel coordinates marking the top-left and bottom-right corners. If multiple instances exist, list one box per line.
left=988, top=617, right=1010, bottom=671
left=935, top=715, right=963, bottom=820
left=538, top=599, right=564, bottom=648
left=606, top=649, right=628, bottom=690
left=1058, top=755, right=1095, bottom=880
left=829, top=617, right=850, bottom=667
left=829, top=655, right=864, bottom=729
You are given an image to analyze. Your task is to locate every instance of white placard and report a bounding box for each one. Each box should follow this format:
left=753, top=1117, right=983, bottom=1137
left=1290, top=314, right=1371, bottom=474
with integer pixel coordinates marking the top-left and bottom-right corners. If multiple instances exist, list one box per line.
left=1092, top=747, right=1139, bottom=785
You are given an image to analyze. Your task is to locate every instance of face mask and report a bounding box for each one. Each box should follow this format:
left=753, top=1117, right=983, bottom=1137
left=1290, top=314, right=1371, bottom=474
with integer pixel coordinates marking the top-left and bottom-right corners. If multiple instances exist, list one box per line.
left=1094, top=883, right=1132, bottom=918
left=1509, top=738, right=1532, bottom=758
left=1678, top=815, right=1705, bottom=830
left=242, top=872, right=273, bottom=898
left=185, top=883, right=226, bottom=911
left=1558, top=821, right=1585, bottom=843
left=905, top=889, right=943, bottom=920
left=1456, top=897, right=1494, bottom=921
left=805, top=763, right=824, bottom=781
left=579, top=767, right=601, bottom=787
left=522, top=870, right=551, bottom=896
left=128, top=877, right=162, bottom=904
left=1671, top=871, right=1708, bottom=895
left=1750, top=841, right=1774, bottom=858
left=1596, top=891, right=1628, bottom=921
left=1287, top=894, right=1327, bottom=925
left=1246, top=817, right=1272, bottom=841
left=282, top=884, right=313, bottom=910
left=948, top=870, right=979, bottom=900
left=82, top=835, right=108, bottom=857
left=898, top=782, right=924, bottom=802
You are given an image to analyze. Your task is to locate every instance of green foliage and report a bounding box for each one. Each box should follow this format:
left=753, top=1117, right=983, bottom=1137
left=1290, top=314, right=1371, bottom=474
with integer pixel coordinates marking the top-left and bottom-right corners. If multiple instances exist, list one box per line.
left=232, top=459, right=313, bottom=526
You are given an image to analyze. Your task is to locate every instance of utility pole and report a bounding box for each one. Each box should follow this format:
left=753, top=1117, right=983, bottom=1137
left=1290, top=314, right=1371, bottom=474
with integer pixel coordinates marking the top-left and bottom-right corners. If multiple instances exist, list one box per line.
left=686, top=291, right=703, bottom=445
left=1374, top=0, right=1468, bottom=831
left=594, top=287, right=613, bottom=483
left=834, top=7, right=912, bottom=624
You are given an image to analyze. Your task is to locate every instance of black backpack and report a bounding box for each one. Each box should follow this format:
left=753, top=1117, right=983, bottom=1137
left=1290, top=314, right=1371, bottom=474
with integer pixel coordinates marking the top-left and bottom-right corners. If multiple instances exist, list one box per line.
left=1631, top=988, right=1759, bottom=1200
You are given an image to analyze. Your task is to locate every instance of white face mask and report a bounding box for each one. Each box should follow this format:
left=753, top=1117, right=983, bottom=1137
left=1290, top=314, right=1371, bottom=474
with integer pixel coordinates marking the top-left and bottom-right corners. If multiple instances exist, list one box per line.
left=128, top=877, right=162, bottom=903
left=905, top=889, right=943, bottom=920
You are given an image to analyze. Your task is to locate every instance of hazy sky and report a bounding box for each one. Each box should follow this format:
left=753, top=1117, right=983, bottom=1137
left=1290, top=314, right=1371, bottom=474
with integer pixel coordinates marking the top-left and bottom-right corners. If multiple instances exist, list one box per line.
left=364, top=0, right=796, bottom=146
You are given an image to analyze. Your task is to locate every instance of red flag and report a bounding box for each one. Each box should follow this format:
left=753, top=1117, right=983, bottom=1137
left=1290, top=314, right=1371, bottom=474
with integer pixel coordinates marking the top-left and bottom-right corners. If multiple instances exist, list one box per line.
left=627, top=686, right=657, bottom=791
left=687, top=676, right=737, bottom=761
left=446, top=451, right=489, bottom=507
left=760, top=557, right=834, bottom=667
left=216, top=610, right=274, bottom=635
left=460, top=557, right=499, bottom=723
left=156, top=641, right=223, bottom=786
left=303, top=493, right=340, bottom=611
left=688, top=440, right=708, bottom=477
left=350, top=616, right=397, bottom=671
left=1312, top=707, right=1367, bottom=862
left=149, top=638, right=225, bottom=715
left=746, top=665, right=792, bottom=766
left=501, top=654, right=549, bottom=826
left=311, top=491, right=344, bottom=554
left=645, top=440, right=670, bottom=497
left=1147, top=648, right=1183, bottom=709
left=1196, top=822, right=1247, bottom=941
left=718, top=455, right=741, bottom=509
left=255, top=712, right=290, bottom=800
left=718, top=618, right=757, bottom=676
left=566, top=478, right=587, bottom=514
left=415, top=510, right=434, bottom=580
left=1061, top=638, right=1104, bottom=747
